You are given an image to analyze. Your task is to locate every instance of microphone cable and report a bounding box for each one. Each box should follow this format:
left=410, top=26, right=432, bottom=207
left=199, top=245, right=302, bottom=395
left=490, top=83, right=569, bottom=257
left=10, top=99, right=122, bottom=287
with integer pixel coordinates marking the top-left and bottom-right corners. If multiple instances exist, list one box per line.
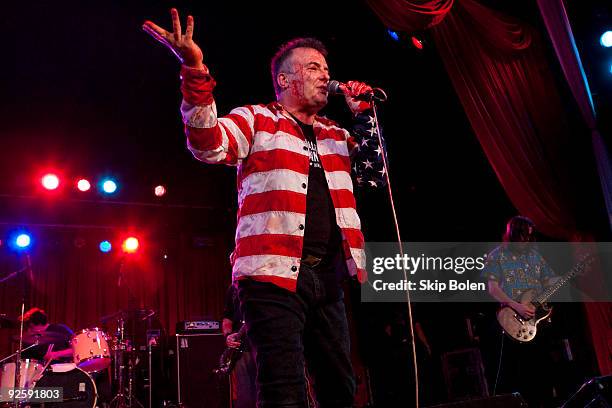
left=370, top=97, right=420, bottom=408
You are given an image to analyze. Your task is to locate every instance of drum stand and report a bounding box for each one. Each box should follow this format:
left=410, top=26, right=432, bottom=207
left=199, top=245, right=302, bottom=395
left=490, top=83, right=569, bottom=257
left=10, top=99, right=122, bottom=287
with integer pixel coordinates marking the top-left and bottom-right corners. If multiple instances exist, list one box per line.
left=109, top=347, right=144, bottom=408
left=110, top=319, right=143, bottom=408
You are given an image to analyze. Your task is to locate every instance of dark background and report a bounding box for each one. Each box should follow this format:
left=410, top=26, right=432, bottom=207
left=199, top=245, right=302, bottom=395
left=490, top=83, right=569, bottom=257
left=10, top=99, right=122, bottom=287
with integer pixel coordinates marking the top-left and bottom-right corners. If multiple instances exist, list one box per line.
left=0, top=0, right=610, bottom=405
left=0, top=0, right=609, bottom=238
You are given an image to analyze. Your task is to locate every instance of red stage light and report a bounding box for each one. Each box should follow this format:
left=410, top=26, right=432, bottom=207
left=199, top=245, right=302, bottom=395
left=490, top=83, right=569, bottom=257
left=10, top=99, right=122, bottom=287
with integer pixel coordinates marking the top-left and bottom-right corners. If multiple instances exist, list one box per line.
left=77, top=179, right=91, bottom=192
left=411, top=36, right=424, bottom=50
left=122, top=237, right=140, bottom=253
left=41, top=173, right=60, bottom=190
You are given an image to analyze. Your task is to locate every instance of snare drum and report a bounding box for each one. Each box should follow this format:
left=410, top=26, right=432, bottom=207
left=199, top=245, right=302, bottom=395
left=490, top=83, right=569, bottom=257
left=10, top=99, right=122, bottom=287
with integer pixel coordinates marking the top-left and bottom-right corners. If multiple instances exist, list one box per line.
left=0, top=359, right=44, bottom=401
left=71, top=328, right=111, bottom=373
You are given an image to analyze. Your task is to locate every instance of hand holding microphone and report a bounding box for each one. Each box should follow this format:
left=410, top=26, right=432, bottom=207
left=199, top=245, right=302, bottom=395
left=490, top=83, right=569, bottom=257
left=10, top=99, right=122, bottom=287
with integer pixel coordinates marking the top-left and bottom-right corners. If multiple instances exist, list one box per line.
left=327, top=80, right=387, bottom=115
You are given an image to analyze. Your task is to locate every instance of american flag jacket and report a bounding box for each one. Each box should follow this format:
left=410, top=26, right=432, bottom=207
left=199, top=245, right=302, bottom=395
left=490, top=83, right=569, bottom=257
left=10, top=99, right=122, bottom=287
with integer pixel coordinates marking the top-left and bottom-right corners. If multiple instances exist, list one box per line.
left=180, top=65, right=386, bottom=291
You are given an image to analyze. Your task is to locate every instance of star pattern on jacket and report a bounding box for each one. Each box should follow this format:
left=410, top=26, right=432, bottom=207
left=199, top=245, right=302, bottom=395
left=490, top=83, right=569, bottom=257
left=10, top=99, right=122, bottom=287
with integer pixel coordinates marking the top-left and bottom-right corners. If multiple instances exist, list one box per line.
left=350, top=113, right=388, bottom=188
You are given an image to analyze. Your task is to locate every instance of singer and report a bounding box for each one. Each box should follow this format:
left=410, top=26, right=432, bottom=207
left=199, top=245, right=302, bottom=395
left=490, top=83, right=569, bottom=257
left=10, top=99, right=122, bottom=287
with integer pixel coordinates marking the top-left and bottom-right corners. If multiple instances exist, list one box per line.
left=143, top=9, right=386, bottom=407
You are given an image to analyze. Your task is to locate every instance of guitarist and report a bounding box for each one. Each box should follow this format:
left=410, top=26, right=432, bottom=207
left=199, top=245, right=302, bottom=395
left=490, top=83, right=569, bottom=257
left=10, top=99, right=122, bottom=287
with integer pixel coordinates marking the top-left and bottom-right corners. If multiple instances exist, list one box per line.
left=222, top=284, right=256, bottom=408
left=480, top=216, right=559, bottom=408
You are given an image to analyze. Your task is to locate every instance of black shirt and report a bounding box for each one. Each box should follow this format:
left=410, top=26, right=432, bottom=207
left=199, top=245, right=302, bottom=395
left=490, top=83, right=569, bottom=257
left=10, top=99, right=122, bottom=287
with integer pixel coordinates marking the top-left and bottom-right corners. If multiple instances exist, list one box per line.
left=223, top=285, right=242, bottom=331
left=292, top=117, right=342, bottom=259
left=222, top=285, right=252, bottom=350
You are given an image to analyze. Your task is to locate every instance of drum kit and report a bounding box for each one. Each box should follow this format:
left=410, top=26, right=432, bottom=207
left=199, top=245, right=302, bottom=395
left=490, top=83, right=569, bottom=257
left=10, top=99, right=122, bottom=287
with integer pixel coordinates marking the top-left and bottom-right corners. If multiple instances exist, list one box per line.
left=0, top=309, right=158, bottom=408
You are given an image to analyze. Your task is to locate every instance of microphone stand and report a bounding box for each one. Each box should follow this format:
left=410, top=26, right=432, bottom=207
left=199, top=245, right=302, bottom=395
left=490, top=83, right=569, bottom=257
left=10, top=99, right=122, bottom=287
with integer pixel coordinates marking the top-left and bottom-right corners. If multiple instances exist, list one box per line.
left=111, top=256, right=145, bottom=408
left=13, top=253, right=33, bottom=408
left=0, top=267, right=27, bottom=284
left=0, top=259, right=30, bottom=408
left=143, top=311, right=156, bottom=408
left=370, top=97, right=420, bottom=408
left=0, top=344, right=39, bottom=365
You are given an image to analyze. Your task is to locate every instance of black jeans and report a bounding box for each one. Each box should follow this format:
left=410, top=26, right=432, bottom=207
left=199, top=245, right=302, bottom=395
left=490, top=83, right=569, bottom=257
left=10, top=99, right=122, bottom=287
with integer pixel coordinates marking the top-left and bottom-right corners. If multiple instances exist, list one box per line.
left=237, top=252, right=355, bottom=408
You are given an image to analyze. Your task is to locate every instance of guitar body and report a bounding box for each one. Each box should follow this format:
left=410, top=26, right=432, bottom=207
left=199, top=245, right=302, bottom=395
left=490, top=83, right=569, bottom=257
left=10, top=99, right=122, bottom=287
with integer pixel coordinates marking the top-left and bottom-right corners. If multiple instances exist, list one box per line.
left=215, top=324, right=248, bottom=377
left=217, top=345, right=244, bottom=375
left=497, top=291, right=553, bottom=342
left=495, top=254, right=592, bottom=342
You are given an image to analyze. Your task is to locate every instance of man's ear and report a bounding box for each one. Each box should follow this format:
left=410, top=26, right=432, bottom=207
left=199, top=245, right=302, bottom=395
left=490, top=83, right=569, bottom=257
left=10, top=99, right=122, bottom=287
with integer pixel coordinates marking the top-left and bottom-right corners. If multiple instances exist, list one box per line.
left=277, top=73, right=289, bottom=90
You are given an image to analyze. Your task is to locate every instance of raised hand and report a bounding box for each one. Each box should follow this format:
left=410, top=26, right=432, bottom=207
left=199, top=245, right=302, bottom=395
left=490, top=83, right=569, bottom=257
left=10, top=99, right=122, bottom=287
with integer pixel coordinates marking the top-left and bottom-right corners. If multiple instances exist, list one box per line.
left=142, top=8, right=204, bottom=69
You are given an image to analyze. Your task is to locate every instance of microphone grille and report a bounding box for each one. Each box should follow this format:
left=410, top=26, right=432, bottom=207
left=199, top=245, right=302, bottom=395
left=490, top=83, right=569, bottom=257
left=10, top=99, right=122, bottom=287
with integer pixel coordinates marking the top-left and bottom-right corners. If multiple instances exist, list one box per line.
left=327, top=80, right=342, bottom=95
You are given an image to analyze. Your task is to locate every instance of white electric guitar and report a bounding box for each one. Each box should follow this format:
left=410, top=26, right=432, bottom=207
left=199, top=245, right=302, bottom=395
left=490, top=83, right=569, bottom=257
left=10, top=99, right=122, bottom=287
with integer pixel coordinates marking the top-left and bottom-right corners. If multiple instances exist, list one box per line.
left=497, top=255, right=593, bottom=342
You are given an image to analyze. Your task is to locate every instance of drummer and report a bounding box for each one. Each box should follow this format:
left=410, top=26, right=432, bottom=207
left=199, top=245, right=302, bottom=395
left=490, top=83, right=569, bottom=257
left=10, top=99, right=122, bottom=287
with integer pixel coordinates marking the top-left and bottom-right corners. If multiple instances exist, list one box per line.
left=18, top=308, right=73, bottom=363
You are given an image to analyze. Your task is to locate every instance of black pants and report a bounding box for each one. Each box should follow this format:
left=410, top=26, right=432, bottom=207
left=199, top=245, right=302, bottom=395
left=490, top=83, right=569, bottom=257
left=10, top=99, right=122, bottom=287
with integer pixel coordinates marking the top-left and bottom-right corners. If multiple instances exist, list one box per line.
left=237, top=253, right=355, bottom=408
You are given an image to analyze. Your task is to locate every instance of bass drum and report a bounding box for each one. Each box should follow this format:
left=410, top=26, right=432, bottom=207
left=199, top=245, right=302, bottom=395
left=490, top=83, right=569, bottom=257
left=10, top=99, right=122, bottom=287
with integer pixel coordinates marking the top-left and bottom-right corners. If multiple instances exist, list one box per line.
left=33, top=366, right=97, bottom=408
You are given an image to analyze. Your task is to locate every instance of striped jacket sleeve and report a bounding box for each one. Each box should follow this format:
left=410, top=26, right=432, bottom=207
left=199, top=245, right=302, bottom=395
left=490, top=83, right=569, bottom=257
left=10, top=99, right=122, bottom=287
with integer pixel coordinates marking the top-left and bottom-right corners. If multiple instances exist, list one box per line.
left=179, top=65, right=254, bottom=166
left=347, top=109, right=388, bottom=188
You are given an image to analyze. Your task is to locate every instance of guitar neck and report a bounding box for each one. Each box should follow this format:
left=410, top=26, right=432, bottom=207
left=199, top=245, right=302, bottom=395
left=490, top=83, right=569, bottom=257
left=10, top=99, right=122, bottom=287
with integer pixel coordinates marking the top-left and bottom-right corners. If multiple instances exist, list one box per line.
left=535, top=259, right=589, bottom=304
left=236, top=321, right=248, bottom=341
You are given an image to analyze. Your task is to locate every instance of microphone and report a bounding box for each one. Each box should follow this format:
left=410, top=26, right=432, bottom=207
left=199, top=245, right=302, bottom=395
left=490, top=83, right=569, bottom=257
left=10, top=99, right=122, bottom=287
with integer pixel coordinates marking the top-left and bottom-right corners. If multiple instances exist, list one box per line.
left=327, top=80, right=387, bottom=102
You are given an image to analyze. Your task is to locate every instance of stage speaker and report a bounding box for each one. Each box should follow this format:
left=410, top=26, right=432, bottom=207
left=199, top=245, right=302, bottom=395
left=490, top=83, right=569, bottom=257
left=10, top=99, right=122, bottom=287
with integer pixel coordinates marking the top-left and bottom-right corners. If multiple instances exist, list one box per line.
left=441, top=348, right=489, bottom=401
left=425, top=393, right=527, bottom=408
left=561, top=375, right=612, bottom=408
left=176, top=333, right=228, bottom=408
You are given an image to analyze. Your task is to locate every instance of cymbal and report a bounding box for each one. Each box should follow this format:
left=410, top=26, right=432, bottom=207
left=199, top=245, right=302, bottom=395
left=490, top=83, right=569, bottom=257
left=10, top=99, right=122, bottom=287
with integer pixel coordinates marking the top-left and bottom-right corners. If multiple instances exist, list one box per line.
left=12, top=331, right=69, bottom=345
left=0, top=314, right=16, bottom=329
left=100, top=309, right=155, bottom=323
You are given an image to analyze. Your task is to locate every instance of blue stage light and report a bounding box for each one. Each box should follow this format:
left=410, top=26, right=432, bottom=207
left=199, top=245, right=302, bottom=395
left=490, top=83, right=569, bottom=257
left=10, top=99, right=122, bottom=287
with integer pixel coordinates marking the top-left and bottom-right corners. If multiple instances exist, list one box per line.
left=600, top=31, right=612, bottom=48
left=101, top=179, right=117, bottom=194
left=15, top=234, right=31, bottom=249
left=387, top=29, right=400, bottom=42
left=99, top=240, right=112, bottom=253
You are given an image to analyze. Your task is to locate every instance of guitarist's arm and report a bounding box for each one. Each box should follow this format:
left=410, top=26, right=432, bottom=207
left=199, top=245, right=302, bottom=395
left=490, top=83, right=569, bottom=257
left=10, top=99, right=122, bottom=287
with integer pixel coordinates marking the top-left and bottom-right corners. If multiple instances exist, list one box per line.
left=222, top=317, right=242, bottom=348
left=222, top=317, right=233, bottom=337
left=487, top=279, right=535, bottom=319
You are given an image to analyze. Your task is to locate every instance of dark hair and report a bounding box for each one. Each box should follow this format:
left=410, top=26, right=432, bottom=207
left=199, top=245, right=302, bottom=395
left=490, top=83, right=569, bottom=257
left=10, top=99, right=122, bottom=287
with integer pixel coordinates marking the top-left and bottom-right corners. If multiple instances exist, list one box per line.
left=503, top=216, right=536, bottom=242
left=22, top=307, right=48, bottom=327
left=270, top=37, right=328, bottom=97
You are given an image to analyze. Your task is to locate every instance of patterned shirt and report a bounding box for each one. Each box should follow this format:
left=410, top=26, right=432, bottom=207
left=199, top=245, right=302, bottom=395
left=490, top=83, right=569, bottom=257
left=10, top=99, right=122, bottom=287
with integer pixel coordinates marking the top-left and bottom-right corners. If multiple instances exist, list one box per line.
left=179, top=65, right=386, bottom=291
left=481, top=245, right=555, bottom=301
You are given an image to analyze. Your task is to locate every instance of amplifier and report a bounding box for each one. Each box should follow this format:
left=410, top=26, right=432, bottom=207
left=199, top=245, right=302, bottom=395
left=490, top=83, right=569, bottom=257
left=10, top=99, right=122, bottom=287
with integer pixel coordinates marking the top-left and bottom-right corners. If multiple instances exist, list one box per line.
left=176, top=320, right=220, bottom=333
left=176, top=333, right=228, bottom=408
left=442, top=348, right=489, bottom=401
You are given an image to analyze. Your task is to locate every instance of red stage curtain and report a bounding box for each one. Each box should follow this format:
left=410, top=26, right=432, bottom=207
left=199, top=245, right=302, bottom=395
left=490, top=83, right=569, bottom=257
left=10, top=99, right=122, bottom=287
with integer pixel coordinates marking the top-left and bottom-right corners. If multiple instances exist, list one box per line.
left=366, top=0, right=454, bottom=32
left=365, top=0, right=610, bottom=374
left=430, top=0, right=579, bottom=239
left=537, top=0, right=612, bottom=375
left=367, top=0, right=579, bottom=237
